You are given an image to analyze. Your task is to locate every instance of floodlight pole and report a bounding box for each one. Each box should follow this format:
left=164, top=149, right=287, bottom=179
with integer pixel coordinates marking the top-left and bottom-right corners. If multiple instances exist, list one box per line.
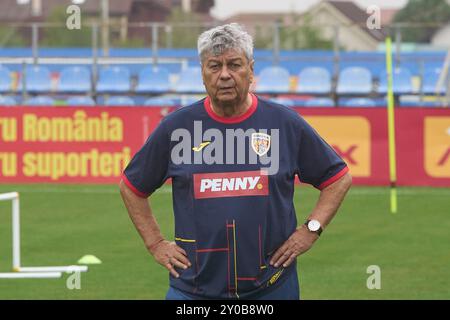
left=31, top=23, right=38, bottom=65
left=152, top=23, right=159, bottom=66
left=101, top=0, right=109, bottom=57
left=92, top=23, right=99, bottom=96
left=273, top=21, right=280, bottom=66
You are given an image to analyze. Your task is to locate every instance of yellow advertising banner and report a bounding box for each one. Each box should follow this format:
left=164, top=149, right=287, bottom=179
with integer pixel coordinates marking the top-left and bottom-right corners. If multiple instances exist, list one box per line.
left=424, top=117, right=450, bottom=178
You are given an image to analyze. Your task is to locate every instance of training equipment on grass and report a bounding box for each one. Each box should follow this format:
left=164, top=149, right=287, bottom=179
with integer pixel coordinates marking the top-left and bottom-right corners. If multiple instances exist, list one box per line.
left=385, top=36, right=398, bottom=214
left=78, top=255, right=102, bottom=264
left=0, top=192, right=88, bottom=279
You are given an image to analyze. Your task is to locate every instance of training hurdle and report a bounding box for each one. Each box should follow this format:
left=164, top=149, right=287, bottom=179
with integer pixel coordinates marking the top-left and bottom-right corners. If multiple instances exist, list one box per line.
left=0, top=192, right=87, bottom=279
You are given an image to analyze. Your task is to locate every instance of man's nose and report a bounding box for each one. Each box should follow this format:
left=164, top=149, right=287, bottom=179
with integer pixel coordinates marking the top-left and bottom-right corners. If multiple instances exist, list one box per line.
left=219, top=65, right=231, bottom=80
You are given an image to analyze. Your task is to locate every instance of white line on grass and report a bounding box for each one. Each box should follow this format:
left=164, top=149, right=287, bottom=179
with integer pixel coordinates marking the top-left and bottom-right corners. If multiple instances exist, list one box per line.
left=1, top=186, right=448, bottom=196
left=0, top=186, right=173, bottom=194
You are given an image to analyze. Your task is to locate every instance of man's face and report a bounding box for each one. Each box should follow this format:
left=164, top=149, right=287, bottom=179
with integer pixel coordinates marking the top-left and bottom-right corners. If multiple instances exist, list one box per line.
left=201, top=49, right=254, bottom=106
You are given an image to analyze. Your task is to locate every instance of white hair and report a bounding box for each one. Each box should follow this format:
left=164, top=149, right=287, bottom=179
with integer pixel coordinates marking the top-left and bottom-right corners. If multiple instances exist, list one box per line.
left=197, top=23, right=254, bottom=63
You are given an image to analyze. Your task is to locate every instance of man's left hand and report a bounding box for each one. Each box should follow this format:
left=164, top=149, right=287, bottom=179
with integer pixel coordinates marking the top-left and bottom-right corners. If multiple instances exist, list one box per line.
left=269, top=225, right=319, bottom=268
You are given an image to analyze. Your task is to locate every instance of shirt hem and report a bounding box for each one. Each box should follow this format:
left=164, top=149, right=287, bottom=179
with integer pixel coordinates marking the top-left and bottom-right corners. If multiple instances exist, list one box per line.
left=121, top=173, right=150, bottom=198
left=317, top=166, right=349, bottom=190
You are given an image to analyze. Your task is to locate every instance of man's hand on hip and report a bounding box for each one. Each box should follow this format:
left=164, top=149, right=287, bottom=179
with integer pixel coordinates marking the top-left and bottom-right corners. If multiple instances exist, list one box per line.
left=150, top=240, right=192, bottom=278
left=269, top=226, right=319, bottom=268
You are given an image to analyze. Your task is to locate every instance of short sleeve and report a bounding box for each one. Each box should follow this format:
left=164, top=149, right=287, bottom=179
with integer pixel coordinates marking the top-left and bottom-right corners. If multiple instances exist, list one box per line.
left=122, top=120, right=170, bottom=197
left=296, top=116, right=348, bottom=190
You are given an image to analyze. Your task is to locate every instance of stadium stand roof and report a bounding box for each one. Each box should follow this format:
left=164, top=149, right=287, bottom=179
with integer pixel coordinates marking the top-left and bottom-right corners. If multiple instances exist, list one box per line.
left=0, top=0, right=133, bottom=21
left=326, top=0, right=387, bottom=42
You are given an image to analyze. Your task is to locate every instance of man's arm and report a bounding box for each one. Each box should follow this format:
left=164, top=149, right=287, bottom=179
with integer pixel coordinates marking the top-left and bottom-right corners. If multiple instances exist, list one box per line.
left=119, top=179, right=191, bottom=278
left=270, top=172, right=352, bottom=268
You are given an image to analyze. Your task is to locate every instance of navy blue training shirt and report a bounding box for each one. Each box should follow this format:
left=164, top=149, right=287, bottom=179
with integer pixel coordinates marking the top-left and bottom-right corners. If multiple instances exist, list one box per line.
left=122, top=94, right=348, bottom=299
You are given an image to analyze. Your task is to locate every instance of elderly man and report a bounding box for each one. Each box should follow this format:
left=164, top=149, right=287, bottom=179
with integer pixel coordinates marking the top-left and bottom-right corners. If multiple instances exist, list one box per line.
left=120, top=23, right=351, bottom=300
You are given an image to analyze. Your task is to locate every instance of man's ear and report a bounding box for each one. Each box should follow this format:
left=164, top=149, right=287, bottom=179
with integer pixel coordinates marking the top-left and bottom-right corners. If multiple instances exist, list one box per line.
left=249, top=59, right=255, bottom=82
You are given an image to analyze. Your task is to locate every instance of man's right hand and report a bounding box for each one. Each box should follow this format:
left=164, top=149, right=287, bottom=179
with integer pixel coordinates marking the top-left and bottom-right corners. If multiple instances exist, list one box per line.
left=149, top=240, right=192, bottom=278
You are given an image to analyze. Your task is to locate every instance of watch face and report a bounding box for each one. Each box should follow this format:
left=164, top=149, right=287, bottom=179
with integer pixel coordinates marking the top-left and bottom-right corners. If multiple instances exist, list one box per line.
left=308, top=220, right=321, bottom=232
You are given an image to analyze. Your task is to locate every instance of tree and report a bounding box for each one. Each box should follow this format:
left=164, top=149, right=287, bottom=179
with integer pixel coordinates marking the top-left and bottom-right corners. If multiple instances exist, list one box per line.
left=0, top=26, right=27, bottom=47
left=41, top=6, right=91, bottom=47
left=280, top=13, right=333, bottom=50
left=165, top=7, right=203, bottom=48
left=393, top=0, right=450, bottom=43
left=253, top=25, right=272, bottom=49
left=253, top=15, right=333, bottom=50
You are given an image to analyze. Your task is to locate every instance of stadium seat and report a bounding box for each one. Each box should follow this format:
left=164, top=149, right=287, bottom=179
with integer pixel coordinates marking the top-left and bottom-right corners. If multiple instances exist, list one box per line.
left=269, top=97, right=295, bottom=107
left=96, top=66, right=131, bottom=93
left=174, top=67, right=205, bottom=93
left=0, top=95, right=16, bottom=106
left=66, top=96, right=96, bottom=106
left=25, top=96, right=55, bottom=106
left=104, top=96, right=135, bottom=106
left=0, top=65, right=12, bottom=93
left=255, top=66, right=290, bottom=93
left=180, top=95, right=202, bottom=106
left=297, top=67, right=332, bottom=94
left=340, top=97, right=376, bottom=107
left=336, top=67, right=372, bottom=94
left=400, top=96, right=445, bottom=107
left=422, top=68, right=447, bottom=95
left=144, top=96, right=177, bottom=106
left=18, top=65, right=52, bottom=93
left=304, top=97, right=335, bottom=107
left=378, top=68, right=413, bottom=94
left=135, top=67, right=171, bottom=93
left=58, top=66, right=91, bottom=93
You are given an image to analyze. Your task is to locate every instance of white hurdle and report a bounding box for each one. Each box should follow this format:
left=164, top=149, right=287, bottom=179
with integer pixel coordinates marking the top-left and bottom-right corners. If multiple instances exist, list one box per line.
left=0, top=192, right=88, bottom=279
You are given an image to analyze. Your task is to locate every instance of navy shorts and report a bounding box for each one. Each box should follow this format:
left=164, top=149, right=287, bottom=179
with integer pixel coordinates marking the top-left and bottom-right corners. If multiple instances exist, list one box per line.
left=166, top=270, right=300, bottom=300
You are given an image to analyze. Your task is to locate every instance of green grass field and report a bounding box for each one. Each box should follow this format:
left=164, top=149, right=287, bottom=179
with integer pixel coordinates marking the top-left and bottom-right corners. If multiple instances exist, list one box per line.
left=0, top=184, right=449, bottom=299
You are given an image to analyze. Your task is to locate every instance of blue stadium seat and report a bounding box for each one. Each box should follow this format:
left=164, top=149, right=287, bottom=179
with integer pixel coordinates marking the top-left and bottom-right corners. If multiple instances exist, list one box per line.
left=136, top=67, right=171, bottom=93
left=336, top=67, right=372, bottom=94
left=96, top=66, right=131, bottom=93
left=269, top=97, right=295, bottom=107
left=174, top=67, right=204, bottom=93
left=18, top=65, right=52, bottom=93
left=255, top=66, right=290, bottom=93
left=144, top=96, right=177, bottom=106
left=297, top=67, right=331, bottom=94
left=378, top=68, right=413, bottom=94
left=66, top=96, right=96, bottom=106
left=180, top=95, right=202, bottom=106
left=0, top=65, right=12, bottom=93
left=422, top=68, right=447, bottom=95
left=340, top=97, right=376, bottom=107
left=58, top=66, right=91, bottom=93
left=0, top=95, right=16, bottom=106
left=400, top=96, right=445, bottom=107
left=304, top=97, right=335, bottom=107
left=104, top=96, right=135, bottom=106
left=25, top=96, right=55, bottom=106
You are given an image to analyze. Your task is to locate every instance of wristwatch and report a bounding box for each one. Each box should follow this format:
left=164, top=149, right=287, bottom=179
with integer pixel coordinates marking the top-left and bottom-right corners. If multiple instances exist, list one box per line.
left=304, top=219, right=323, bottom=236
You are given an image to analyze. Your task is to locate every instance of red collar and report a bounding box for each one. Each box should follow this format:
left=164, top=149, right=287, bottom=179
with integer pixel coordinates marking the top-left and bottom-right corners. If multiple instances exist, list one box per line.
left=204, top=94, right=258, bottom=124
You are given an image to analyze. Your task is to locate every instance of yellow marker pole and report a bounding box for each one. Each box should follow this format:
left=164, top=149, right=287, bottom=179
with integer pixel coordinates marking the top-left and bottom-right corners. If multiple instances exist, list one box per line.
left=385, top=36, right=398, bottom=214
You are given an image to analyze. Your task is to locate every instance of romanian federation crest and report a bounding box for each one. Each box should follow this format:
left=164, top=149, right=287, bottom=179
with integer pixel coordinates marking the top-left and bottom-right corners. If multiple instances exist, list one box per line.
left=251, top=132, right=271, bottom=156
